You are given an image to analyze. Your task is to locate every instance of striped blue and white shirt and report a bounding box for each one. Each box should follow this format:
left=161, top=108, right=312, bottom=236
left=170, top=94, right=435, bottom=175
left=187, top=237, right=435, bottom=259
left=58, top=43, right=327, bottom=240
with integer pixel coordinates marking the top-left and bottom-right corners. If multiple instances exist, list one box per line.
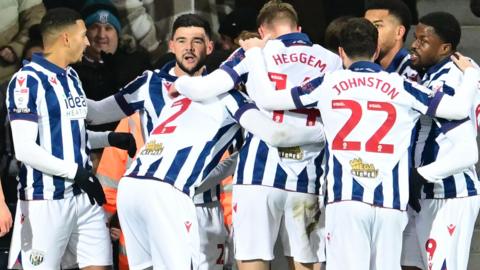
left=413, top=57, right=480, bottom=199
left=222, top=32, right=342, bottom=195
left=114, top=61, right=224, bottom=203
left=123, top=89, right=250, bottom=198
left=287, top=61, right=446, bottom=210
left=384, top=48, right=419, bottom=82
left=7, top=54, right=89, bottom=200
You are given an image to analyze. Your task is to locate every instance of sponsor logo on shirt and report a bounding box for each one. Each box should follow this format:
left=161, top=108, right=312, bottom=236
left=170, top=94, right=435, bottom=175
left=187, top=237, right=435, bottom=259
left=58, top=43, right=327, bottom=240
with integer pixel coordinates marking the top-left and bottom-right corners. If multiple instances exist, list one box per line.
left=14, top=87, right=29, bottom=110
left=278, top=146, right=303, bottom=160
left=349, top=158, right=378, bottom=178
left=63, top=94, right=87, bottom=119
left=140, top=140, right=164, bottom=155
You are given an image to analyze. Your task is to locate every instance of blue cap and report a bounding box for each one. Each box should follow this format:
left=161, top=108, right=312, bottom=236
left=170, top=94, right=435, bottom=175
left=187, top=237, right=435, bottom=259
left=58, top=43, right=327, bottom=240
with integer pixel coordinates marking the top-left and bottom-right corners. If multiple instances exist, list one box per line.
left=84, top=9, right=121, bottom=34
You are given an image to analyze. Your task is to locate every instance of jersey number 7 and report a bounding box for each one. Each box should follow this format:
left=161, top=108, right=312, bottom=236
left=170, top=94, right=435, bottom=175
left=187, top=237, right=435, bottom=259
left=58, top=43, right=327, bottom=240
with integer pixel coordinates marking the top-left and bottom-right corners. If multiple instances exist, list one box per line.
left=268, top=72, right=320, bottom=126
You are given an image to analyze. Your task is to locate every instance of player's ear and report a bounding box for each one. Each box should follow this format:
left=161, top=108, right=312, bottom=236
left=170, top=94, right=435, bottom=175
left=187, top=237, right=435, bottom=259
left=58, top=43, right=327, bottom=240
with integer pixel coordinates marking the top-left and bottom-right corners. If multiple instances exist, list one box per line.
left=373, top=45, right=380, bottom=61
left=206, top=39, right=214, bottom=55
left=258, top=26, right=265, bottom=39
left=397, top=25, right=406, bottom=41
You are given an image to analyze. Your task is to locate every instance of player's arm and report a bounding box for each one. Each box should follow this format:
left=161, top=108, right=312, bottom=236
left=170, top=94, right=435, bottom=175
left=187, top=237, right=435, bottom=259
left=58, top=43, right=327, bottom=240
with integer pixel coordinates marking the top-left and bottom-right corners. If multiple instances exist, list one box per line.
left=87, top=71, right=155, bottom=125
left=195, top=152, right=238, bottom=194
left=222, top=91, right=324, bottom=147
left=416, top=120, right=478, bottom=182
left=88, top=130, right=137, bottom=158
left=174, top=48, right=249, bottom=101
left=241, top=45, right=323, bottom=111
left=419, top=53, right=480, bottom=120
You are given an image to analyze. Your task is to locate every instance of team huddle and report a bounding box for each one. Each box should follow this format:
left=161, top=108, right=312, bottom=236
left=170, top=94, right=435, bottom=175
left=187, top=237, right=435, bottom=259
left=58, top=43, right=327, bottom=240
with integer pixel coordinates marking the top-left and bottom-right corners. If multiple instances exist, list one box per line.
left=4, top=0, right=480, bottom=270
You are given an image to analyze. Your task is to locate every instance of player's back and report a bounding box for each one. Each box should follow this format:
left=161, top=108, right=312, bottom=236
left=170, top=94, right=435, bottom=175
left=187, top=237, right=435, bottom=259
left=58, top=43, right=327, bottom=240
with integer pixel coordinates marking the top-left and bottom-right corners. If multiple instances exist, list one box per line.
left=237, top=32, right=341, bottom=194
left=315, top=61, right=432, bottom=210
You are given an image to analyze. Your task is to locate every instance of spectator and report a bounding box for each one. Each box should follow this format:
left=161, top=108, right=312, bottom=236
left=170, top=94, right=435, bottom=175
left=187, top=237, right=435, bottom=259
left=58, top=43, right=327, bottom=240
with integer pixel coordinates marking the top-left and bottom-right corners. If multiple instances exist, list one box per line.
left=0, top=0, right=46, bottom=85
left=72, top=0, right=150, bottom=173
left=111, top=0, right=234, bottom=64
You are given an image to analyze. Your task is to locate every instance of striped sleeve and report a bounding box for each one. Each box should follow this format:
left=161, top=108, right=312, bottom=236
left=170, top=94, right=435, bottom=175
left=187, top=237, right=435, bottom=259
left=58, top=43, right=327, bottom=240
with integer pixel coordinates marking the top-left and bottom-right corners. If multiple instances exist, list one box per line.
left=220, top=48, right=248, bottom=85
left=402, top=80, right=434, bottom=115
left=219, top=90, right=257, bottom=122
left=114, top=71, right=151, bottom=115
left=7, top=71, right=40, bottom=122
left=291, top=76, right=324, bottom=109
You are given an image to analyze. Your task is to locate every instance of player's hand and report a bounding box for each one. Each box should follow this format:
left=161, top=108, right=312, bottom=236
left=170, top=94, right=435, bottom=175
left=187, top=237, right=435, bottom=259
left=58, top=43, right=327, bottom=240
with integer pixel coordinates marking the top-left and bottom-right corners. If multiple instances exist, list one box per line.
left=110, top=227, right=121, bottom=241
left=0, top=46, right=17, bottom=64
left=239, top=34, right=271, bottom=51
left=74, top=167, right=106, bottom=206
left=0, top=200, right=12, bottom=237
left=169, top=82, right=180, bottom=98
left=451, top=52, right=474, bottom=71
left=408, top=168, right=425, bottom=213
left=108, top=132, right=137, bottom=158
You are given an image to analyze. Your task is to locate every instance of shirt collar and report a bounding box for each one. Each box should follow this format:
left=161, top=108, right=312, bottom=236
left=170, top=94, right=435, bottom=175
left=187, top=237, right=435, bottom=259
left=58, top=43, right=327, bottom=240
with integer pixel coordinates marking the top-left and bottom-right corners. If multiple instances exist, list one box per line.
left=349, top=61, right=383, bottom=73
left=31, top=53, right=68, bottom=76
left=385, top=48, right=410, bottom=73
left=424, top=56, right=451, bottom=76
left=276, top=32, right=313, bottom=46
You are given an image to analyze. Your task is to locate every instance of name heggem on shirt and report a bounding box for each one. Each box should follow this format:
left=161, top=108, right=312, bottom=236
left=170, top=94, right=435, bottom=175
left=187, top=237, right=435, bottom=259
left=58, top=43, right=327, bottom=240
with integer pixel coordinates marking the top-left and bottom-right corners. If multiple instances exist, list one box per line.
left=272, top=53, right=327, bottom=72
left=333, top=76, right=399, bottom=100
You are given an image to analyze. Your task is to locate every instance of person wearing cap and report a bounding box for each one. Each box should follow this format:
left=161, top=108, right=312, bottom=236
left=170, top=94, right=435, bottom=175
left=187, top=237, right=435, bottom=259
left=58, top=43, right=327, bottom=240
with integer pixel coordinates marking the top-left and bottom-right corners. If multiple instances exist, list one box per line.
left=73, top=0, right=151, bottom=132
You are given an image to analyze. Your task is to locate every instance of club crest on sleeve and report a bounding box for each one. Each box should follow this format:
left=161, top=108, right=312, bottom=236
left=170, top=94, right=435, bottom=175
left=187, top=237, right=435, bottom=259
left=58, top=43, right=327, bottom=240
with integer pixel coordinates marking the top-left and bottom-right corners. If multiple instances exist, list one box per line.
left=29, top=250, right=45, bottom=266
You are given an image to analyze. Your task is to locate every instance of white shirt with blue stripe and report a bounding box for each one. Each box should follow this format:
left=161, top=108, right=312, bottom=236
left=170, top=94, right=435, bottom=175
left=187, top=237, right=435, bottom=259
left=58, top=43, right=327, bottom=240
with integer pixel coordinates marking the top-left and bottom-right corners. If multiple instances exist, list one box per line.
left=289, top=61, right=445, bottom=210
left=221, top=32, right=342, bottom=195
left=113, top=61, right=227, bottom=203
left=7, top=54, right=89, bottom=200
left=412, top=57, right=480, bottom=199
left=384, top=48, right=419, bottom=82
left=122, top=88, right=251, bottom=198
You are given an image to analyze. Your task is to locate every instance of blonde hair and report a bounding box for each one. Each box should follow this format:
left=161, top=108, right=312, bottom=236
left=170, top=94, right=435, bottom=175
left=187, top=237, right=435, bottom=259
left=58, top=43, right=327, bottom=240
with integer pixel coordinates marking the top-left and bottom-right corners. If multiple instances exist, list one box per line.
left=257, top=0, right=298, bottom=28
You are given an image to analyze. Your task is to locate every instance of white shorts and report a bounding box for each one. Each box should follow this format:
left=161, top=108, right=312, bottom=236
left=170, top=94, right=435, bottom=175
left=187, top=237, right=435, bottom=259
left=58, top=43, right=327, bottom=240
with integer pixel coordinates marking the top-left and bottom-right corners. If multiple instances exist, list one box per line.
left=401, top=196, right=480, bottom=270
left=325, top=201, right=407, bottom=270
left=196, top=201, right=228, bottom=270
left=232, top=185, right=322, bottom=263
left=8, top=193, right=112, bottom=270
left=117, top=177, right=200, bottom=270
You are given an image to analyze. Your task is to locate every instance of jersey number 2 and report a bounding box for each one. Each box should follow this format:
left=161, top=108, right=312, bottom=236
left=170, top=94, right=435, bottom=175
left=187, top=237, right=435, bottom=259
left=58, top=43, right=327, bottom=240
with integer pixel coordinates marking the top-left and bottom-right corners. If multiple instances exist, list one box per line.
left=151, top=98, right=192, bottom=134
left=332, top=100, right=396, bottom=154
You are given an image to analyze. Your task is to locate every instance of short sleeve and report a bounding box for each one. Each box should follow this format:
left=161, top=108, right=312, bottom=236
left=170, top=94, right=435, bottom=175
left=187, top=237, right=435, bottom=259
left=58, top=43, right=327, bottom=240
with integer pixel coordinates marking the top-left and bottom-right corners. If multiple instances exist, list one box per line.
left=113, top=71, right=153, bottom=116
left=7, top=72, right=40, bottom=122
left=219, top=90, right=258, bottom=123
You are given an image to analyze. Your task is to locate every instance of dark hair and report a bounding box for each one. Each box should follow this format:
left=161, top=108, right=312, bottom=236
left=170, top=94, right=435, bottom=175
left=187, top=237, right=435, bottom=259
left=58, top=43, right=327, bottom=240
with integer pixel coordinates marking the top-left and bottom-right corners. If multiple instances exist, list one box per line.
left=339, top=18, right=378, bottom=59
left=324, top=16, right=353, bottom=53
left=40, top=8, right=82, bottom=38
left=171, top=14, right=212, bottom=39
left=257, top=0, right=298, bottom=28
left=365, top=0, right=412, bottom=41
left=418, top=12, right=461, bottom=50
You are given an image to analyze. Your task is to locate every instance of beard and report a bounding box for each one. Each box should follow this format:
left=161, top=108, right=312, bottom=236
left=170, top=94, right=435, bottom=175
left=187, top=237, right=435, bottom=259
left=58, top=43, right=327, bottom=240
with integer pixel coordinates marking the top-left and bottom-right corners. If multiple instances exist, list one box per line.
left=176, top=53, right=207, bottom=75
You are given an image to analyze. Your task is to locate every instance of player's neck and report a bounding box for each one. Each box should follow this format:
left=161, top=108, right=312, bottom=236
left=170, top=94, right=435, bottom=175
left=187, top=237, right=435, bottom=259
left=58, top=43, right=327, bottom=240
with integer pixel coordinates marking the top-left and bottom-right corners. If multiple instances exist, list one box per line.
left=43, top=48, right=69, bottom=69
left=378, top=43, right=403, bottom=69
